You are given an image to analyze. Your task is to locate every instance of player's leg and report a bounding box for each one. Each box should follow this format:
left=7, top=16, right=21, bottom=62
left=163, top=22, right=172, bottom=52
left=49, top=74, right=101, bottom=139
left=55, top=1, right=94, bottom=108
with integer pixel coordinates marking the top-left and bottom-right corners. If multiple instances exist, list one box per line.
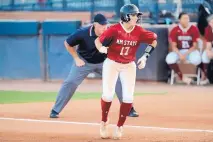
left=113, top=62, right=136, bottom=139
left=181, top=49, right=201, bottom=84
left=50, top=62, right=93, bottom=118
left=100, top=58, right=119, bottom=139
left=188, top=50, right=202, bottom=66
left=101, top=59, right=119, bottom=121
left=114, top=77, right=139, bottom=117
left=165, top=52, right=183, bottom=79
left=200, top=49, right=213, bottom=84
left=96, top=64, right=139, bottom=117
left=95, top=63, right=123, bottom=103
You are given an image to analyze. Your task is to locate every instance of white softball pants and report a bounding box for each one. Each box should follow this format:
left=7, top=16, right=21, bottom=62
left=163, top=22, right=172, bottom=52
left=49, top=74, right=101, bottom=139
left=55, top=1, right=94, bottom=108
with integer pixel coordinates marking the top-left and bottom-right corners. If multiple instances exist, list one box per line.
left=102, top=58, right=136, bottom=103
left=166, top=49, right=201, bottom=65
left=202, top=49, right=213, bottom=63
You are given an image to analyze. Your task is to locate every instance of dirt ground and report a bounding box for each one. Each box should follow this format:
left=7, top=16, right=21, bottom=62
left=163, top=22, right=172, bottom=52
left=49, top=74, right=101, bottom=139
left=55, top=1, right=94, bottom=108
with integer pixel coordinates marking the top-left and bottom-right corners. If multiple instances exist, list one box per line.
left=0, top=79, right=213, bottom=142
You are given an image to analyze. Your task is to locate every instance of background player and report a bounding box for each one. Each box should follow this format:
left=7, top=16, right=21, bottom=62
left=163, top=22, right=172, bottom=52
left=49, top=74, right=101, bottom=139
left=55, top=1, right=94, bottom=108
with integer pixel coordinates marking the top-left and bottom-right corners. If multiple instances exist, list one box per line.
left=49, top=14, right=139, bottom=119
left=200, top=14, right=213, bottom=85
left=95, top=4, right=157, bottom=139
left=166, top=12, right=201, bottom=85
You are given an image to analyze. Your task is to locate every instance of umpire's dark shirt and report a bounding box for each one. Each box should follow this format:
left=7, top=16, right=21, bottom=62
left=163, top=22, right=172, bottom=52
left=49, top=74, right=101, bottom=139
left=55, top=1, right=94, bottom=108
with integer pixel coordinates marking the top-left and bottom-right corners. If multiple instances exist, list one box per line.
left=66, top=25, right=107, bottom=64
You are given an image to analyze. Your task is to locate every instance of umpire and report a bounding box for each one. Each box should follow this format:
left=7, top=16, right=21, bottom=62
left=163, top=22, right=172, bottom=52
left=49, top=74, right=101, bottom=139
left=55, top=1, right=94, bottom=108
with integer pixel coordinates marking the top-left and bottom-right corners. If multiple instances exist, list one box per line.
left=50, top=14, right=139, bottom=118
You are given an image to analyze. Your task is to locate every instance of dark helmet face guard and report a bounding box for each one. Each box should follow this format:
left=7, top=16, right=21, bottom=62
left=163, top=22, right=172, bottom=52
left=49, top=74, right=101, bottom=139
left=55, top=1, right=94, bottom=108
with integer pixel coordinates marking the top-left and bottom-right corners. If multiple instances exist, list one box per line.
left=126, top=13, right=143, bottom=23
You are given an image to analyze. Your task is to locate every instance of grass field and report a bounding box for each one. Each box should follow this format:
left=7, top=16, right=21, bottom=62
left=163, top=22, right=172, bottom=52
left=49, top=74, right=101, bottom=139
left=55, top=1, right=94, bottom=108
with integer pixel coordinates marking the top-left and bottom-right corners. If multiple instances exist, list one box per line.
left=0, top=90, right=167, bottom=104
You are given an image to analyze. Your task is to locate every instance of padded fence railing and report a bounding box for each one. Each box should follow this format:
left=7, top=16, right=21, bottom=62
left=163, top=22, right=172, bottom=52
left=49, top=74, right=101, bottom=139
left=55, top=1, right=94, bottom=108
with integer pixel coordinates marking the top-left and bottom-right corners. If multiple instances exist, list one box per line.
left=0, top=20, right=169, bottom=81
left=0, top=20, right=41, bottom=79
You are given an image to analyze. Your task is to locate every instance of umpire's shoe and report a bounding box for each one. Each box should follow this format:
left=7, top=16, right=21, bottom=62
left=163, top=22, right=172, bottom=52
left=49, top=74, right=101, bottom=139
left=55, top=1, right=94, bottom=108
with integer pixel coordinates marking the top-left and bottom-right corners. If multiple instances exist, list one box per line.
left=128, top=107, right=139, bottom=117
left=50, top=110, right=59, bottom=118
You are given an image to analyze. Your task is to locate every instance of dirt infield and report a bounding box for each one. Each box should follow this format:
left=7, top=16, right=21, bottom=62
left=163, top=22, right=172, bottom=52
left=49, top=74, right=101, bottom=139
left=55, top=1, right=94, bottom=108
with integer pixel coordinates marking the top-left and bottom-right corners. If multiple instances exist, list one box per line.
left=0, top=80, right=213, bottom=141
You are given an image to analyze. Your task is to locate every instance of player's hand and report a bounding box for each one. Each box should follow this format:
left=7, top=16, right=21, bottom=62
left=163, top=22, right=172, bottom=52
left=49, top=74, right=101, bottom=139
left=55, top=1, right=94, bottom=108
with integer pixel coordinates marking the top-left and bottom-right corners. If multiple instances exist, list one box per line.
left=179, top=54, right=186, bottom=61
left=137, top=55, right=147, bottom=69
left=183, top=54, right=188, bottom=60
left=207, top=50, right=213, bottom=58
left=98, top=46, right=108, bottom=54
left=74, top=58, right=85, bottom=67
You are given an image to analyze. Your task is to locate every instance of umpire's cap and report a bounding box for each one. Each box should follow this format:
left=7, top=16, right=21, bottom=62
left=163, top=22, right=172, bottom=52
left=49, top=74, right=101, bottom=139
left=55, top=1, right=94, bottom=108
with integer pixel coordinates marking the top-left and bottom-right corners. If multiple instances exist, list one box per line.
left=94, top=13, right=108, bottom=25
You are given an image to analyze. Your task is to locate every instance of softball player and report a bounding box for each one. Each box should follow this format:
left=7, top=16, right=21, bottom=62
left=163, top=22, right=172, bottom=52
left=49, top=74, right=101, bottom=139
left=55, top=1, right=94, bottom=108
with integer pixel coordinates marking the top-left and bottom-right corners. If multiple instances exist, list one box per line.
left=95, top=4, right=157, bottom=139
left=166, top=12, right=201, bottom=85
left=200, top=14, right=213, bottom=85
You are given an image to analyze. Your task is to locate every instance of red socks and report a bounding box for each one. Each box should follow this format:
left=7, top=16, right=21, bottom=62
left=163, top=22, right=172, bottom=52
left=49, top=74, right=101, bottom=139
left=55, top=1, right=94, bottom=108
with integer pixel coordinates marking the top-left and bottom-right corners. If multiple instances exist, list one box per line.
left=169, top=63, right=183, bottom=80
left=101, top=98, right=112, bottom=122
left=117, top=102, right=132, bottom=127
left=201, top=63, right=209, bottom=79
left=101, top=99, right=132, bottom=127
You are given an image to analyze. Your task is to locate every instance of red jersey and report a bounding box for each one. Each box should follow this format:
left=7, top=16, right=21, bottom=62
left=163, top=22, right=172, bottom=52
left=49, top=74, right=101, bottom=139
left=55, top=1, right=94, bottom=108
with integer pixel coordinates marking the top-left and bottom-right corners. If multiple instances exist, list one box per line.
left=204, top=25, right=213, bottom=44
left=169, top=25, right=199, bottom=49
left=99, top=23, right=157, bottom=63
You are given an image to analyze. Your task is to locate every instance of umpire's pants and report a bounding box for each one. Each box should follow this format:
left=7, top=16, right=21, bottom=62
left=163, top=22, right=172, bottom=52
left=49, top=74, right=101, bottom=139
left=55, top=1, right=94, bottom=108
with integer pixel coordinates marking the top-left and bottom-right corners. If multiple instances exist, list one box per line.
left=52, top=60, right=123, bottom=114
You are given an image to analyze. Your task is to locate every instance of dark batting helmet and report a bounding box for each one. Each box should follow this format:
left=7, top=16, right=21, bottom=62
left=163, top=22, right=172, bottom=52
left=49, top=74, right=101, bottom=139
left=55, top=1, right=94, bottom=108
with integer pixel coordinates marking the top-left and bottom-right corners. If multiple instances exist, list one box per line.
left=120, top=4, right=142, bottom=22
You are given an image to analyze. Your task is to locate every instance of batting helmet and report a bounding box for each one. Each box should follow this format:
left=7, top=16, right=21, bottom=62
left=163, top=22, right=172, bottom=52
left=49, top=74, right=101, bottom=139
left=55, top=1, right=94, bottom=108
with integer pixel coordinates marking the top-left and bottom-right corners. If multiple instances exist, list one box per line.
left=120, top=4, right=142, bottom=22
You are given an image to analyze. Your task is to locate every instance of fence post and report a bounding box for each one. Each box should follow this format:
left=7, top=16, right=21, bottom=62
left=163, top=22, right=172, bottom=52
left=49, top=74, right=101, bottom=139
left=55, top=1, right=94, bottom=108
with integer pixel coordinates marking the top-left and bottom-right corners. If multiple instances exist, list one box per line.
left=154, top=0, right=159, bottom=24
left=10, top=0, right=15, bottom=9
left=47, top=0, right=52, bottom=8
left=62, top=0, right=67, bottom=10
left=42, top=35, right=48, bottom=81
left=116, top=0, right=125, bottom=19
left=90, top=0, right=95, bottom=22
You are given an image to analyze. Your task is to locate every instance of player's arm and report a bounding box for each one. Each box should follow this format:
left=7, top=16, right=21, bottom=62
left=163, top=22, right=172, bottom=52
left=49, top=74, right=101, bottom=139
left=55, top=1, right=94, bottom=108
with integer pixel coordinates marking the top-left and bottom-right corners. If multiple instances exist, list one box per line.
left=140, top=29, right=158, bottom=60
left=171, top=41, right=181, bottom=55
left=65, top=30, right=85, bottom=66
left=206, top=41, right=212, bottom=50
left=95, top=27, right=115, bottom=54
left=137, top=29, right=157, bottom=69
left=185, top=26, right=199, bottom=55
left=205, top=40, right=213, bottom=58
left=206, top=40, right=213, bottom=58
left=141, top=39, right=157, bottom=59
left=204, top=26, right=213, bottom=58
left=204, top=26, right=213, bottom=52
left=169, top=28, right=182, bottom=56
left=185, top=42, right=197, bottom=55
left=95, top=37, right=107, bottom=53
